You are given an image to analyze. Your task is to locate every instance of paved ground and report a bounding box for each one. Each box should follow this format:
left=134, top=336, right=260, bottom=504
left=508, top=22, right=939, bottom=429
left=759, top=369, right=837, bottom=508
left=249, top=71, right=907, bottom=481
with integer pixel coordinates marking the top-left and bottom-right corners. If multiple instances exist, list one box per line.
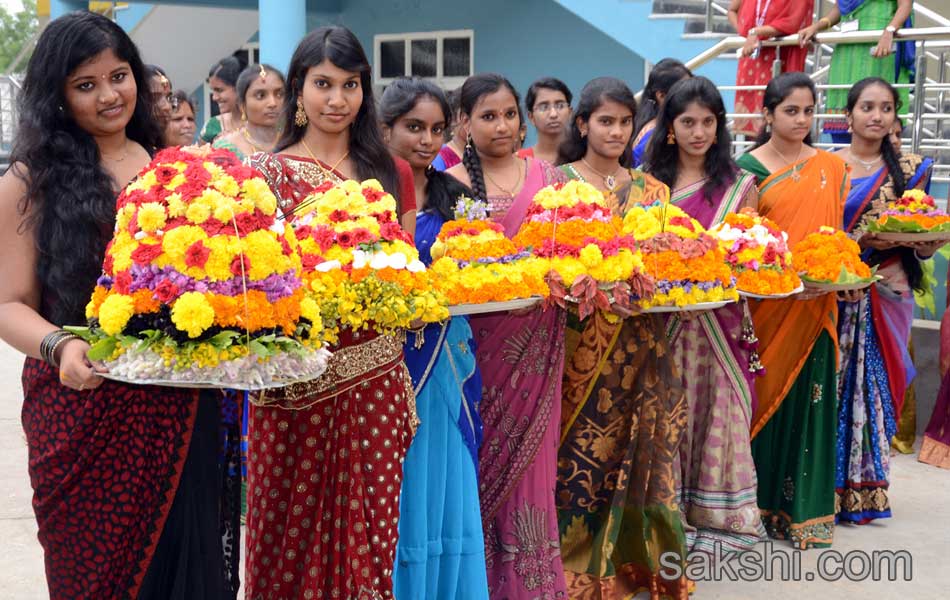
left=1, top=338, right=948, bottom=600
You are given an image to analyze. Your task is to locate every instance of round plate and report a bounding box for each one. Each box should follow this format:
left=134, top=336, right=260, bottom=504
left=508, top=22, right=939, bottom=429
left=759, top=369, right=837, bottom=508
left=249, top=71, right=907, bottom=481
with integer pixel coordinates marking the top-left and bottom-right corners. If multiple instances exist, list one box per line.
left=739, top=284, right=805, bottom=300
left=801, top=278, right=878, bottom=292
left=98, top=372, right=317, bottom=391
left=448, top=296, right=543, bottom=316
left=870, top=231, right=950, bottom=243
left=642, top=300, right=734, bottom=313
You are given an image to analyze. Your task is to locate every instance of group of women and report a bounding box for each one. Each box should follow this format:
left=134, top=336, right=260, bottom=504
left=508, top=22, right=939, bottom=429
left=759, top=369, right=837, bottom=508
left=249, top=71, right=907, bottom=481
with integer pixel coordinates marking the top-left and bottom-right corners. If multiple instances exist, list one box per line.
left=0, top=9, right=944, bottom=600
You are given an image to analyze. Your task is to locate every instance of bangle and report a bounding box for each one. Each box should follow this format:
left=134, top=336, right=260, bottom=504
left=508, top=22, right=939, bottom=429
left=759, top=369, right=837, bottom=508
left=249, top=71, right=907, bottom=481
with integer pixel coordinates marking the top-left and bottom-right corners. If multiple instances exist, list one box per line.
left=49, top=334, right=79, bottom=369
left=914, top=249, right=933, bottom=261
left=40, top=330, right=76, bottom=367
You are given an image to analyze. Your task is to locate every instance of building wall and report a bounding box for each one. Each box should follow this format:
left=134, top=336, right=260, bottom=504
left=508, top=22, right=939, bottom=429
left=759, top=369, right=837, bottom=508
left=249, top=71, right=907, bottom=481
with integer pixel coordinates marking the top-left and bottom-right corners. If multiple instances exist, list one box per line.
left=308, top=0, right=647, bottom=145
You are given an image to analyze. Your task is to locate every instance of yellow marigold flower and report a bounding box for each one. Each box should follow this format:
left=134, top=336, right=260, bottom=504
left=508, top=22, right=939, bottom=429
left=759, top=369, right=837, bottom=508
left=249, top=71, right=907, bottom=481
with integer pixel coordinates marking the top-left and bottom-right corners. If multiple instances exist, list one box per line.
left=171, top=292, right=215, bottom=338
left=241, top=178, right=277, bottom=215
left=243, top=230, right=282, bottom=279
left=186, top=199, right=212, bottom=224
left=165, top=173, right=187, bottom=191
left=162, top=225, right=207, bottom=260
left=213, top=173, right=239, bottom=197
left=166, top=193, right=187, bottom=218
left=204, top=236, right=240, bottom=281
left=98, top=293, right=135, bottom=335
left=136, top=202, right=167, bottom=232
left=126, top=170, right=157, bottom=192
left=116, top=204, right=136, bottom=231
left=110, top=230, right=136, bottom=272
left=579, top=244, right=603, bottom=269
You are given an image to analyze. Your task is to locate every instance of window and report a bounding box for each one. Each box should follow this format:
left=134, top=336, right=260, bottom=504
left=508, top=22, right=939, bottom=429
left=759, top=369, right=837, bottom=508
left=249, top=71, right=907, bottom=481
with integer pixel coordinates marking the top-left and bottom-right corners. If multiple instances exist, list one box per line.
left=373, top=30, right=473, bottom=89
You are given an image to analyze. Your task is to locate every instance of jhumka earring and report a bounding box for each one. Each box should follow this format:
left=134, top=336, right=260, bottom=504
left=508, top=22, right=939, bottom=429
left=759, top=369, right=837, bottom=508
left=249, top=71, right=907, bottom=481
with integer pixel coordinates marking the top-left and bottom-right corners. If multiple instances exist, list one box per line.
left=666, top=129, right=676, bottom=144
left=294, top=98, right=308, bottom=127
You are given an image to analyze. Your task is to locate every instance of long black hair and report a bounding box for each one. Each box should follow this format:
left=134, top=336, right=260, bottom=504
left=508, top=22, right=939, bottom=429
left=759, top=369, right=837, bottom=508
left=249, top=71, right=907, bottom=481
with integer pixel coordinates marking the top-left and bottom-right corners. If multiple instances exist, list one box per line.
left=207, top=55, right=243, bottom=87
left=753, top=72, right=816, bottom=149
left=633, top=58, right=691, bottom=138
left=558, top=77, right=637, bottom=166
left=10, top=11, right=162, bottom=326
left=379, top=77, right=474, bottom=220
left=644, top=76, right=737, bottom=203
left=235, top=63, right=285, bottom=111
left=847, top=77, right=924, bottom=290
left=274, top=26, right=400, bottom=202
left=458, top=73, right=521, bottom=202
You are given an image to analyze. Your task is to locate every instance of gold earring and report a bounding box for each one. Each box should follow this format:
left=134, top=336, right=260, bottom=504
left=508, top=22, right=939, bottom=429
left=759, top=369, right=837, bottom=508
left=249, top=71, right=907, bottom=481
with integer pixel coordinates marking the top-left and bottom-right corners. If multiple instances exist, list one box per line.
left=241, top=108, right=247, bottom=123
left=294, top=98, right=308, bottom=127
left=580, top=130, right=587, bottom=138
left=666, top=129, right=675, bottom=145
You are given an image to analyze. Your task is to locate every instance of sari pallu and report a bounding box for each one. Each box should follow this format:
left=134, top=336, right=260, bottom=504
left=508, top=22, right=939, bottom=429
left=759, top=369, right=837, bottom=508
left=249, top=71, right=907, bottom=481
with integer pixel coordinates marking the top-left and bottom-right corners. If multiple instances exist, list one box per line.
left=556, top=170, right=690, bottom=600
left=21, top=359, right=240, bottom=600
left=920, top=291, right=950, bottom=469
left=737, top=150, right=848, bottom=549
left=472, top=157, right=570, bottom=600
left=667, top=174, right=766, bottom=553
left=393, top=209, right=489, bottom=600
left=244, top=153, right=416, bottom=600
left=836, top=154, right=932, bottom=522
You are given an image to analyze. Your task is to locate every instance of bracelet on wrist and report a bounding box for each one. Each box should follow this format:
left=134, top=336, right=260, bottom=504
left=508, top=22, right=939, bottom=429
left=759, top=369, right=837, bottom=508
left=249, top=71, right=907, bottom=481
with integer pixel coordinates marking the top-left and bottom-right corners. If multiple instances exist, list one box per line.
left=40, top=330, right=75, bottom=367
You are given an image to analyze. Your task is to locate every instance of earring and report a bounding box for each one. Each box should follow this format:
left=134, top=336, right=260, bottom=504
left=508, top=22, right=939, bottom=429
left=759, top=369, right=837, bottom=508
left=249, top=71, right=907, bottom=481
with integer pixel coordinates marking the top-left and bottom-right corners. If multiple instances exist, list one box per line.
left=294, top=98, right=308, bottom=127
left=465, top=134, right=473, bottom=150
left=765, top=122, right=771, bottom=133
left=847, top=122, right=853, bottom=133
left=580, top=130, right=587, bottom=138
left=241, top=108, right=247, bottom=123
left=666, top=129, right=675, bottom=145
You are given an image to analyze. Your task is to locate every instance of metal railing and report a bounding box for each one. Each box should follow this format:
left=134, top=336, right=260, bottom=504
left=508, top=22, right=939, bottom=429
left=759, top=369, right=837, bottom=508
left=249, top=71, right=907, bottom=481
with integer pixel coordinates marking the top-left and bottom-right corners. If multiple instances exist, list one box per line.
left=679, top=25, right=950, bottom=183
left=0, top=75, right=21, bottom=167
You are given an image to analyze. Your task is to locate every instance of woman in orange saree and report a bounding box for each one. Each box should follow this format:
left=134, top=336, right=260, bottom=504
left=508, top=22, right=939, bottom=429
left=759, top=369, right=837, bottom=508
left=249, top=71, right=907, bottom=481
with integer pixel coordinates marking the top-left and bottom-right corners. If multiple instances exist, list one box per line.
left=736, top=73, right=850, bottom=549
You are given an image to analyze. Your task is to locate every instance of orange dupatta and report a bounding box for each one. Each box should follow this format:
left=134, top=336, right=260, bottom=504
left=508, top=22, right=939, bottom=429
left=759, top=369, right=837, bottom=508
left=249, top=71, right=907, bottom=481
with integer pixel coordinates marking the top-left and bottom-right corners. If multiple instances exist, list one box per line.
left=748, top=150, right=849, bottom=437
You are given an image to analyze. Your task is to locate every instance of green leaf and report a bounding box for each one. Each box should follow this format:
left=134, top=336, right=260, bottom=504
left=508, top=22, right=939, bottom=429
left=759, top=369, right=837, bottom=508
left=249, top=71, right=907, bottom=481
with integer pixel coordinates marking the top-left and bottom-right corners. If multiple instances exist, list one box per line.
left=914, top=258, right=938, bottom=317
left=207, top=330, right=240, bottom=349
left=86, top=337, right=118, bottom=361
left=63, top=326, right=95, bottom=342
left=248, top=339, right=272, bottom=358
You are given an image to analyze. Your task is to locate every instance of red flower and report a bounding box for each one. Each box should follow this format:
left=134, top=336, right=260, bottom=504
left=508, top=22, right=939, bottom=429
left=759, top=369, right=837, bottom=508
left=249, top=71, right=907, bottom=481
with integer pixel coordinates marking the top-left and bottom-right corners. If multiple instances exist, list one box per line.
left=230, top=255, right=251, bottom=277
left=328, top=209, right=350, bottom=223
left=762, top=246, right=778, bottom=263
left=201, top=219, right=229, bottom=237
left=154, top=279, right=180, bottom=304
left=312, top=227, right=336, bottom=252
left=131, top=243, right=163, bottom=265
left=337, top=230, right=355, bottom=248
left=295, top=225, right=313, bottom=239
left=351, top=228, right=375, bottom=245
left=280, top=236, right=293, bottom=255
left=362, top=187, right=385, bottom=201
left=380, top=222, right=403, bottom=241
left=154, top=165, right=179, bottom=185
left=301, top=254, right=322, bottom=269
left=372, top=211, right=394, bottom=223
left=313, top=181, right=335, bottom=195
left=669, top=215, right=695, bottom=231
left=234, top=211, right=263, bottom=236
left=103, top=252, right=115, bottom=274
left=114, top=271, right=132, bottom=294
left=184, top=241, right=211, bottom=268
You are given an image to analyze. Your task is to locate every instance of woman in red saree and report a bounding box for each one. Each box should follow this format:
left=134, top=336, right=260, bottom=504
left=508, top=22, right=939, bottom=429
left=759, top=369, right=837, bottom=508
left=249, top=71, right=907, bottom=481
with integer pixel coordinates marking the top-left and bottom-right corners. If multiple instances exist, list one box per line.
left=736, top=73, right=849, bottom=549
left=0, top=13, right=238, bottom=599
left=447, top=73, right=569, bottom=600
left=728, top=0, right=813, bottom=136
left=244, top=27, right=417, bottom=600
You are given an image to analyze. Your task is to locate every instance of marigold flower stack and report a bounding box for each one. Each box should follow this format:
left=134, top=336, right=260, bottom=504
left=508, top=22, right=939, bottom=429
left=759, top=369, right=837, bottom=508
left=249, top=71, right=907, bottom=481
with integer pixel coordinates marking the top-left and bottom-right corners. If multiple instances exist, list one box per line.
left=867, top=189, right=950, bottom=234
left=291, top=178, right=448, bottom=344
left=793, top=226, right=874, bottom=285
left=75, top=146, right=330, bottom=387
left=708, top=211, right=802, bottom=296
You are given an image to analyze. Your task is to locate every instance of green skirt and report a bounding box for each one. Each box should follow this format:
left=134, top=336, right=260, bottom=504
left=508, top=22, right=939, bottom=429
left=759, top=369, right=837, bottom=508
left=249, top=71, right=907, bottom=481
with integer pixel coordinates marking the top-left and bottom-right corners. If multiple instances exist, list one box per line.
left=751, top=330, right=837, bottom=549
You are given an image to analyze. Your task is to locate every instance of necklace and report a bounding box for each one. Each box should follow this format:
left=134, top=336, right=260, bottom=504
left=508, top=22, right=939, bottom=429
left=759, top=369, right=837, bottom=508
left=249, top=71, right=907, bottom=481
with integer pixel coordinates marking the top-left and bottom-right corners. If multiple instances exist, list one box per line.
left=581, top=157, right=623, bottom=190
left=769, top=141, right=804, bottom=181
left=101, top=138, right=129, bottom=162
left=300, top=138, right=350, bottom=175
left=849, top=148, right=883, bottom=172
left=484, top=158, right=523, bottom=197
left=241, top=126, right=274, bottom=153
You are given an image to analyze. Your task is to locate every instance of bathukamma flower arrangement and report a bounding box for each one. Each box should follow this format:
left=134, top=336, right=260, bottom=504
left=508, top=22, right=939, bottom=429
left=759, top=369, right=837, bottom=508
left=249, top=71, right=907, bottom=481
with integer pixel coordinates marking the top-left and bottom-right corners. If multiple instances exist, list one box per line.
left=623, top=203, right=738, bottom=309
left=513, top=180, right=651, bottom=318
left=866, top=189, right=950, bottom=234
left=428, top=197, right=549, bottom=305
left=71, top=146, right=331, bottom=388
left=708, top=210, right=802, bottom=296
left=793, top=226, right=874, bottom=286
left=290, top=178, right=448, bottom=344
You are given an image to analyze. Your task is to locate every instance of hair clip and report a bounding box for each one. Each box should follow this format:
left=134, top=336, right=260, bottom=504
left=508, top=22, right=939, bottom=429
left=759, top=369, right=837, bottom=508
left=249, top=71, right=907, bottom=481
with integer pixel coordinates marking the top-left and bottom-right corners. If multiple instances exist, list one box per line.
left=259, top=64, right=267, bottom=81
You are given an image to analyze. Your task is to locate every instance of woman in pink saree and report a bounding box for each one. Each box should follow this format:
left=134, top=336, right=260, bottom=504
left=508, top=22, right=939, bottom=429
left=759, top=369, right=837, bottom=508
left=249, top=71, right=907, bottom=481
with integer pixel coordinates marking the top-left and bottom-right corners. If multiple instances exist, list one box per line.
left=447, top=73, right=568, bottom=599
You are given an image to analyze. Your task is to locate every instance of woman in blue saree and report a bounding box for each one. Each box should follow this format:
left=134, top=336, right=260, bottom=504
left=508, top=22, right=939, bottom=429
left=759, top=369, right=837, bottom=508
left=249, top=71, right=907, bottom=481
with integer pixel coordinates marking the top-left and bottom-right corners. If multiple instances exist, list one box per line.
left=380, top=78, right=489, bottom=600
left=835, top=78, right=937, bottom=523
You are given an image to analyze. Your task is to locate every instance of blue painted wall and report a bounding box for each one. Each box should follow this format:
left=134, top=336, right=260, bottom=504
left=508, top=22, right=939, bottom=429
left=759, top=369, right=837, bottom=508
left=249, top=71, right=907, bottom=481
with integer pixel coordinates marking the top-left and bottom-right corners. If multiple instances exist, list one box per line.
left=307, top=0, right=647, bottom=146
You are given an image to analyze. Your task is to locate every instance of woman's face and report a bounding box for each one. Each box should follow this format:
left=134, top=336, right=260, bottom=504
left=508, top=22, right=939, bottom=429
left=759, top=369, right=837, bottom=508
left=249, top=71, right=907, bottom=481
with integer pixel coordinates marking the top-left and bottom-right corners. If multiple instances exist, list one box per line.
left=767, top=86, right=815, bottom=143
left=165, top=100, right=196, bottom=147
left=528, top=87, right=571, bottom=138
left=150, top=73, right=172, bottom=127
left=63, top=48, right=137, bottom=139
left=300, top=59, right=363, bottom=136
left=672, top=101, right=718, bottom=160
left=209, top=74, right=237, bottom=114
left=848, top=83, right=897, bottom=144
left=581, top=99, right=633, bottom=161
left=890, top=121, right=903, bottom=152
left=243, top=71, right=285, bottom=128
left=464, top=87, right=520, bottom=159
left=386, top=97, right=446, bottom=171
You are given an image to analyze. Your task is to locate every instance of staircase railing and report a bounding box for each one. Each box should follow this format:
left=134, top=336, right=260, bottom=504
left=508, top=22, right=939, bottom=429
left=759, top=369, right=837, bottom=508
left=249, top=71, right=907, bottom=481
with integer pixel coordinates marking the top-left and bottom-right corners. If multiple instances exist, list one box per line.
left=679, top=26, right=950, bottom=187
left=0, top=75, right=21, bottom=169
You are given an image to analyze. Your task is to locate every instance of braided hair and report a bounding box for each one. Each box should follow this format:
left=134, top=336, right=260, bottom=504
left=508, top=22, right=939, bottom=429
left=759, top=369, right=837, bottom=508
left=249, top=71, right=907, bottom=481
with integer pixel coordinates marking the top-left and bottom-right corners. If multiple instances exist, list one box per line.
left=459, top=73, right=521, bottom=202
left=847, top=77, right=924, bottom=290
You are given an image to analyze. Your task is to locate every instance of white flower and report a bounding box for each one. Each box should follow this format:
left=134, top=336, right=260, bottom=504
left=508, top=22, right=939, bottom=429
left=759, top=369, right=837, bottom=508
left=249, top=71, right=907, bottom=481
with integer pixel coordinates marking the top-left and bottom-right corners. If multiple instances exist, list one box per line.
left=406, top=259, right=426, bottom=273
left=315, top=260, right=341, bottom=272
left=369, top=252, right=389, bottom=270
left=269, top=220, right=285, bottom=235
left=351, top=249, right=368, bottom=269
left=387, top=252, right=408, bottom=270
left=134, top=230, right=148, bottom=240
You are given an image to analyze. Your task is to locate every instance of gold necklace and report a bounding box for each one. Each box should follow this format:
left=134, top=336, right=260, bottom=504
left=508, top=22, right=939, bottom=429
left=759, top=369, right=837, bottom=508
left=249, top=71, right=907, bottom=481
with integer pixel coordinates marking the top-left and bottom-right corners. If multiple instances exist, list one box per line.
left=848, top=148, right=883, bottom=172
left=300, top=138, right=350, bottom=175
left=581, top=157, right=623, bottom=190
left=769, top=141, right=804, bottom=181
left=484, top=158, right=523, bottom=197
left=241, top=126, right=273, bottom=153
left=101, top=138, right=129, bottom=162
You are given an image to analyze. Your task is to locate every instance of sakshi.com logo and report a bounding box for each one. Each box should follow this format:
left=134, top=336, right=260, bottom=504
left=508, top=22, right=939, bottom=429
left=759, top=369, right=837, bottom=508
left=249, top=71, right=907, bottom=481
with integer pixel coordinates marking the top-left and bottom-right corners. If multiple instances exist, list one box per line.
left=659, top=542, right=913, bottom=582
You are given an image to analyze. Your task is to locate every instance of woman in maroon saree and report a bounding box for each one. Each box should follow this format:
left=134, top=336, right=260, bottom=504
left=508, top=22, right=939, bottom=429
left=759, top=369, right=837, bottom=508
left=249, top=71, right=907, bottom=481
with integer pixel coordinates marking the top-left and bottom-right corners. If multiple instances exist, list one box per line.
left=243, top=27, right=419, bottom=600
left=0, top=13, right=238, bottom=600
left=447, top=73, right=569, bottom=599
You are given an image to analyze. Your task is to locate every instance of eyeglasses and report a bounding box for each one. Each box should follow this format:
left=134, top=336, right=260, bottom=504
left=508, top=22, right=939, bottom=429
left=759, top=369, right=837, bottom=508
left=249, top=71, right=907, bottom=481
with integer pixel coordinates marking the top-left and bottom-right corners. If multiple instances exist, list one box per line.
left=533, top=101, right=569, bottom=114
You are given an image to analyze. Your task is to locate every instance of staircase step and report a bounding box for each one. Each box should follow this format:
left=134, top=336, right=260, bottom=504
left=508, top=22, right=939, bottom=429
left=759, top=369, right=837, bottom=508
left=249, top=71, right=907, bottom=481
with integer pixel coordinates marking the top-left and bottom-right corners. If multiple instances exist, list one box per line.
left=683, top=15, right=736, bottom=34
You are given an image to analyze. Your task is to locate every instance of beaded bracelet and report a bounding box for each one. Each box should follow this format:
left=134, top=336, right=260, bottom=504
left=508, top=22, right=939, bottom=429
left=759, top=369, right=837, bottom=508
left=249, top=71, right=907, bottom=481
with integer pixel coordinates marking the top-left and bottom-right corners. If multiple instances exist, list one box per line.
left=40, top=330, right=79, bottom=368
